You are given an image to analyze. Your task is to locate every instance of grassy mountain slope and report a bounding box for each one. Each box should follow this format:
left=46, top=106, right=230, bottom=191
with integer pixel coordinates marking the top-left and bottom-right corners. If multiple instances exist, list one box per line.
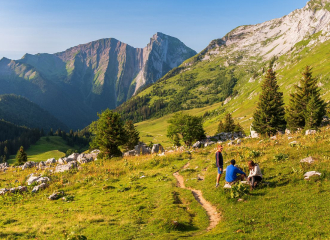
left=1, top=127, right=330, bottom=239
left=0, top=94, right=68, bottom=131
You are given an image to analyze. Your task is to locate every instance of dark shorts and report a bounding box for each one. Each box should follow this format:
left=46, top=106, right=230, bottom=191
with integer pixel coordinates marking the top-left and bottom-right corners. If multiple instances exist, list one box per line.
left=217, top=167, right=223, bottom=174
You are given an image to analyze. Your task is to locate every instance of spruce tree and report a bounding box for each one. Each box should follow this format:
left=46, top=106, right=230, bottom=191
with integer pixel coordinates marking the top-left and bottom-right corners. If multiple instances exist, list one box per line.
left=217, top=120, right=225, bottom=133
left=305, top=95, right=322, bottom=130
left=223, top=113, right=236, bottom=132
left=252, top=68, right=286, bottom=136
left=90, top=109, right=128, bottom=158
left=123, top=120, right=140, bottom=151
left=287, top=66, right=326, bottom=131
left=16, top=146, right=27, bottom=165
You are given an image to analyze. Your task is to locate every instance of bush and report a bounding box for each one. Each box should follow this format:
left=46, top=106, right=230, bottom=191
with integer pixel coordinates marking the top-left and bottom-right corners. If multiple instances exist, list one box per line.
left=230, top=182, right=249, bottom=198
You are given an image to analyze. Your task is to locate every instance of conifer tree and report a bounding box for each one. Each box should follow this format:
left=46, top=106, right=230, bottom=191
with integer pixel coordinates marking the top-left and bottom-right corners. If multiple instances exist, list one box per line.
left=234, top=122, right=244, bottom=133
left=217, top=120, right=225, bottom=133
left=286, top=66, right=326, bottom=130
left=16, top=146, right=27, bottom=165
left=223, top=113, right=236, bottom=132
left=252, top=68, right=286, bottom=136
left=90, top=109, right=128, bottom=158
left=123, top=120, right=140, bottom=151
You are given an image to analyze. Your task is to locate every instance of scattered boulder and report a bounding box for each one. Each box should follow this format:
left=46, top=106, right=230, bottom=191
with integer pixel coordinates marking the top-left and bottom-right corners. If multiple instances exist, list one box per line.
left=134, top=143, right=151, bottom=155
left=300, top=156, right=315, bottom=164
left=90, top=149, right=100, bottom=159
left=123, top=150, right=138, bottom=157
left=251, top=130, right=259, bottom=138
left=305, top=129, right=317, bottom=135
left=289, top=141, right=298, bottom=147
left=237, top=139, right=242, bottom=145
left=192, top=141, right=201, bottom=148
left=0, top=162, right=9, bottom=170
left=77, top=154, right=94, bottom=164
left=67, top=153, right=79, bottom=161
left=46, top=158, right=56, bottom=165
left=39, top=161, right=46, bottom=168
left=151, top=144, right=165, bottom=154
left=304, top=171, right=321, bottom=180
left=27, top=175, right=50, bottom=185
left=32, top=183, right=48, bottom=193
left=270, top=136, right=277, bottom=140
left=55, top=161, right=77, bottom=173
left=204, top=141, right=215, bottom=147
left=58, top=157, right=67, bottom=165
left=285, top=129, right=291, bottom=135
left=0, top=186, right=27, bottom=195
left=21, top=161, right=36, bottom=170
left=48, top=191, right=64, bottom=200
left=227, top=141, right=235, bottom=146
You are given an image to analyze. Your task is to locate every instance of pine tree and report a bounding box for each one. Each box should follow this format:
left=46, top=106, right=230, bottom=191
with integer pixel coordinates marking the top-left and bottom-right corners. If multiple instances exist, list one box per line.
left=223, top=113, right=236, bottom=132
left=90, top=109, right=128, bottom=158
left=252, top=68, right=286, bottom=136
left=287, top=66, right=326, bottom=131
left=4, top=146, right=9, bottom=159
left=123, top=120, right=140, bottom=151
left=234, top=122, right=244, bottom=133
left=217, top=120, right=225, bottom=133
left=16, top=146, right=27, bottom=165
left=305, top=95, right=322, bottom=130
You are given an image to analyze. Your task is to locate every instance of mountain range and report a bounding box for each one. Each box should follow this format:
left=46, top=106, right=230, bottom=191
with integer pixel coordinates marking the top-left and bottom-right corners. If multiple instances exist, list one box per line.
left=0, top=33, right=196, bottom=130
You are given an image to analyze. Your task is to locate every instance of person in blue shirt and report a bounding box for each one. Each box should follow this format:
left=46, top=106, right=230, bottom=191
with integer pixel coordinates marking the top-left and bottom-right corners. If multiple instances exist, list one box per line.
left=225, top=159, right=246, bottom=184
left=215, top=145, right=223, bottom=187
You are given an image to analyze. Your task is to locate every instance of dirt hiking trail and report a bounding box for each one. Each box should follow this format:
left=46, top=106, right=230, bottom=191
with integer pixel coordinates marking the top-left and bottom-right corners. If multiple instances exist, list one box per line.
left=173, top=163, right=221, bottom=231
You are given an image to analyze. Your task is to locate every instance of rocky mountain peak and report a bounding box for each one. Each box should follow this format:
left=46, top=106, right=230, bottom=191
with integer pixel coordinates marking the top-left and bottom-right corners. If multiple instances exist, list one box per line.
left=201, top=0, right=330, bottom=63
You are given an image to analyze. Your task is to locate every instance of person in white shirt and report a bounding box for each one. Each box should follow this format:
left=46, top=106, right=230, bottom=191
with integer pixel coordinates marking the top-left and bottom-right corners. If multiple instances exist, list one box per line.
left=248, top=160, right=262, bottom=190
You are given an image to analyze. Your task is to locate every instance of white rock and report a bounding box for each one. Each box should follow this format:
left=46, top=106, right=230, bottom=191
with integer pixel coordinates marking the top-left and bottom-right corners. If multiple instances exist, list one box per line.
left=151, top=144, right=165, bottom=154
left=27, top=175, right=50, bottom=185
left=305, top=129, right=317, bottom=135
left=46, top=158, right=56, bottom=165
left=300, top=156, right=315, bottom=164
left=55, top=161, right=77, bottom=173
left=304, top=171, right=321, bottom=179
left=32, top=183, right=48, bottom=193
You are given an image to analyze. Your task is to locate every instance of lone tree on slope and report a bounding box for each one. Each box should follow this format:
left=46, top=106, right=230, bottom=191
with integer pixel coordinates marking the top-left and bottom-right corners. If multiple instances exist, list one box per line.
left=286, top=66, right=326, bottom=131
left=252, top=68, right=286, bottom=136
left=16, top=146, right=28, bottom=165
left=90, top=109, right=128, bottom=158
left=167, top=112, right=205, bottom=147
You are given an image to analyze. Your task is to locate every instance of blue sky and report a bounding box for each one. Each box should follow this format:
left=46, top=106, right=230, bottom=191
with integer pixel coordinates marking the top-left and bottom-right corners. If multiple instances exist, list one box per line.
left=0, top=0, right=307, bottom=60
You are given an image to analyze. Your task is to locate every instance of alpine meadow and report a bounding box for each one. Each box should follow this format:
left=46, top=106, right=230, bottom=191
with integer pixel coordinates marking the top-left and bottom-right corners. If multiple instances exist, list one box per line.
left=2, top=0, right=330, bottom=239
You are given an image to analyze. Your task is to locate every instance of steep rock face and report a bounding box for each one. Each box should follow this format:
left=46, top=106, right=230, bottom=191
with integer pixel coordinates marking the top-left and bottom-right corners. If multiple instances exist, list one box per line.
left=0, top=33, right=196, bottom=129
left=201, top=0, right=330, bottom=62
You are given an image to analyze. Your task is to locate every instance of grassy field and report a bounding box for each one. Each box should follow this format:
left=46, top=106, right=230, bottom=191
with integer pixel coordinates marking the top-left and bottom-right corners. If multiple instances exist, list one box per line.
left=1, top=127, right=330, bottom=239
left=8, top=136, right=86, bottom=165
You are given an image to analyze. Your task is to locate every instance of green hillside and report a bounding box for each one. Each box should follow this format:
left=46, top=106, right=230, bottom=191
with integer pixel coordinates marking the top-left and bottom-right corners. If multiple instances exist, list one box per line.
left=119, top=31, right=330, bottom=140
left=1, top=127, right=330, bottom=239
left=0, top=94, right=68, bottom=131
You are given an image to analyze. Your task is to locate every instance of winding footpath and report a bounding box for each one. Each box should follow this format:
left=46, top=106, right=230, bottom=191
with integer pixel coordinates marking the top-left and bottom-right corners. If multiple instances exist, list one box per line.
left=173, top=163, right=221, bottom=231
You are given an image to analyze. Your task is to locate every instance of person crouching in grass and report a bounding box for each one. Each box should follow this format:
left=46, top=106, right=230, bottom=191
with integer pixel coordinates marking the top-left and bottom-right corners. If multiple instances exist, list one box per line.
left=215, top=145, right=223, bottom=187
left=225, top=159, right=246, bottom=185
left=248, top=160, right=262, bottom=190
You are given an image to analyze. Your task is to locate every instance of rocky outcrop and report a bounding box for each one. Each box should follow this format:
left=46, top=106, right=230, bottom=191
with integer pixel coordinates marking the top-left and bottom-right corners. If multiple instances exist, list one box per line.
left=134, top=143, right=151, bottom=155
left=0, top=186, right=27, bottom=195
left=32, top=183, right=48, bottom=193
left=305, top=129, right=317, bottom=135
left=46, top=158, right=57, bottom=165
left=27, top=175, right=50, bottom=185
left=203, top=0, right=330, bottom=62
left=304, top=171, right=321, bottom=179
left=21, top=161, right=37, bottom=170
left=55, top=161, right=78, bottom=173
left=151, top=144, right=165, bottom=154
left=300, top=156, right=315, bottom=164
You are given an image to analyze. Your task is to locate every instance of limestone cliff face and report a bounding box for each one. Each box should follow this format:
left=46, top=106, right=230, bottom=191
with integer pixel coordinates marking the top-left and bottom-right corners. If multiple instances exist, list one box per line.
left=0, top=33, right=196, bottom=129
left=201, top=0, right=330, bottom=63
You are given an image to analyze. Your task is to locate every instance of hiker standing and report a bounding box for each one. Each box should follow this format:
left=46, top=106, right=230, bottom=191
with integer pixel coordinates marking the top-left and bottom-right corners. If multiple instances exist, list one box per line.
left=215, top=145, right=223, bottom=187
